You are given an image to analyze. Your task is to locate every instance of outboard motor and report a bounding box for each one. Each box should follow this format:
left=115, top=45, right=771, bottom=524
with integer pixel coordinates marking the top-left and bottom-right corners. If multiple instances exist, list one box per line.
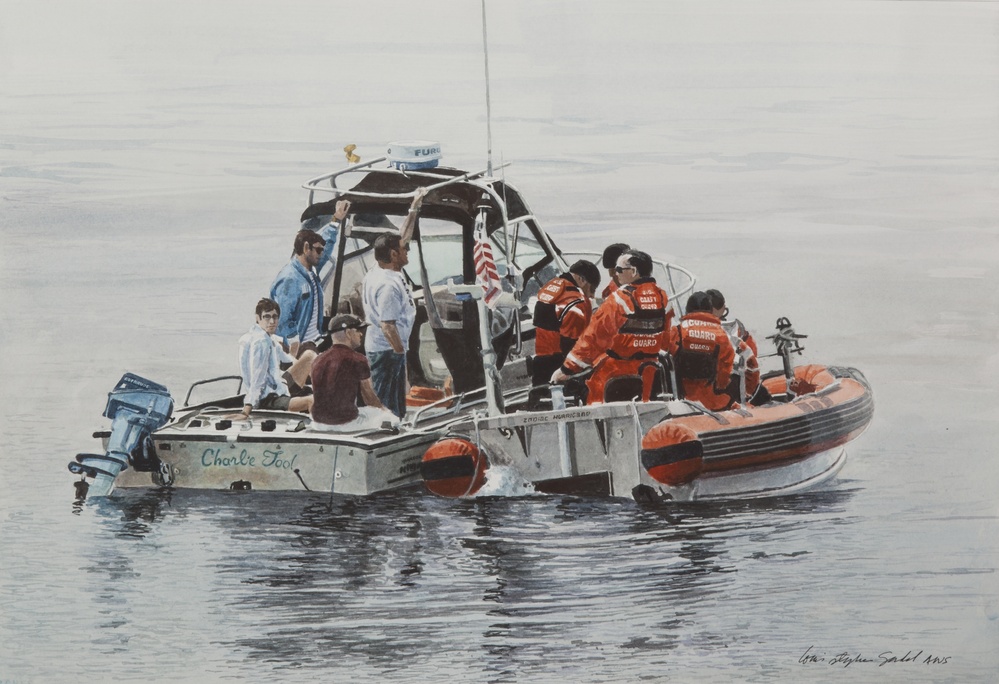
left=766, top=317, right=808, bottom=398
left=68, top=373, right=174, bottom=499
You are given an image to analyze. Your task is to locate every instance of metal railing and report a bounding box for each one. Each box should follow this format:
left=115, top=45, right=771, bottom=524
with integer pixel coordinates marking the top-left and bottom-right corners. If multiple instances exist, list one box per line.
left=183, top=375, right=243, bottom=407
left=302, top=160, right=511, bottom=205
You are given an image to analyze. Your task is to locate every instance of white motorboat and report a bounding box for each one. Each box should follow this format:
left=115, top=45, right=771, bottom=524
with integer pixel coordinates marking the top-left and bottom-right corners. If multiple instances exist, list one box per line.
left=70, top=143, right=695, bottom=498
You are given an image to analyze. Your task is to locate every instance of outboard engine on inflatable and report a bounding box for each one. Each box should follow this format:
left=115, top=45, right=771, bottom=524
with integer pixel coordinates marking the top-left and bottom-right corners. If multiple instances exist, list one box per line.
left=68, top=373, right=174, bottom=499
left=766, top=317, right=807, bottom=398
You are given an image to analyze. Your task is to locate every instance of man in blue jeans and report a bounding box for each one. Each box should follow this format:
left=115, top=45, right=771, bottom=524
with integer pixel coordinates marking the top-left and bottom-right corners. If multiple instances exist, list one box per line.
left=362, top=188, right=426, bottom=418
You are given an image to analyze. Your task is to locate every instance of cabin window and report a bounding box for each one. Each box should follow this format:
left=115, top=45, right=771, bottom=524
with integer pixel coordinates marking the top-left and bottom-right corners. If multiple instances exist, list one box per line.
left=405, top=218, right=467, bottom=286
left=482, top=220, right=556, bottom=308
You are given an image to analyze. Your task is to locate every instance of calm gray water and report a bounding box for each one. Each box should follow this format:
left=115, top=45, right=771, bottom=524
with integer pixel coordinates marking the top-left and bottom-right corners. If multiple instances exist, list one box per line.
left=2, top=1, right=998, bottom=681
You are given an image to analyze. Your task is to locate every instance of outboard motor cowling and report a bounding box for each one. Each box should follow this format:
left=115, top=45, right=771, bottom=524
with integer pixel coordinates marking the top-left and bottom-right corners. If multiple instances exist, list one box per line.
left=69, top=373, right=174, bottom=498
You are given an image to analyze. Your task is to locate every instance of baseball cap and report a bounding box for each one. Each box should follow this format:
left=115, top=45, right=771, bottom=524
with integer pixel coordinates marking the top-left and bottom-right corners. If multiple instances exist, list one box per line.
left=328, top=314, right=369, bottom=333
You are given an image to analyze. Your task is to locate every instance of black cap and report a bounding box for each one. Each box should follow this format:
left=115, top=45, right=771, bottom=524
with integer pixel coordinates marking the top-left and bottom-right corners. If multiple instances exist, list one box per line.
left=685, top=291, right=714, bottom=315
left=328, top=314, right=369, bottom=333
left=601, top=243, right=631, bottom=269
left=569, top=260, right=601, bottom=289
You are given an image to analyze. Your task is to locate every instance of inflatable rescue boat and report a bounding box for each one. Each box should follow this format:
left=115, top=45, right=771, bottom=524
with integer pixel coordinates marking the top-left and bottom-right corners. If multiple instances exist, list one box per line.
left=421, top=320, right=874, bottom=503
left=635, top=364, right=873, bottom=501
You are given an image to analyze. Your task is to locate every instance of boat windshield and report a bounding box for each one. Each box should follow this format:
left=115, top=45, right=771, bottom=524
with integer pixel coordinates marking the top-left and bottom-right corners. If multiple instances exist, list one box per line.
left=406, top=218, right=550, bottom=291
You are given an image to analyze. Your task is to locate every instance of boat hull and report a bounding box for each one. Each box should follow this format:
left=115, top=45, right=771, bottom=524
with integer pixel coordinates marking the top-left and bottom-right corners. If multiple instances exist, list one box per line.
left=108, top=410, right=442, bottom=495
left=644, top=446, right=848, bottom=502
left=422, top=365, right=874, bottom=502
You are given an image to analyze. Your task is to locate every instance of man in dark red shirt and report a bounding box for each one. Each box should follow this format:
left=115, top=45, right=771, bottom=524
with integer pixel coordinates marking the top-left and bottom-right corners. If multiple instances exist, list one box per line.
left=311, top=314, right=398, bottom=432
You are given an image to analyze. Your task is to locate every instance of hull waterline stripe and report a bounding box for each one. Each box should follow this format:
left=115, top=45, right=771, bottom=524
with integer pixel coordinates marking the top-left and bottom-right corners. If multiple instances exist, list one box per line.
left=700, top=393, right=873, bottom=456
left=701, top=400, right=872, bottom=457
left=420, top=454, right=477, bottom=481
left=696, top=396, right=873, bottom=472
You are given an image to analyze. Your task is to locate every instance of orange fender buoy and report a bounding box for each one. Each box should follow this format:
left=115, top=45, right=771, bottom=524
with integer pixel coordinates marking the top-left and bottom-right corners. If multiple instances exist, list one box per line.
left=763, top=364, right=836, bottom=397
left=407, top=386, right=447, bottom=407
left=420, top=438, right=489, bottom=497
left=640, top=422, right=703, bottom=486
left=792, top=364, right=835, bottom=394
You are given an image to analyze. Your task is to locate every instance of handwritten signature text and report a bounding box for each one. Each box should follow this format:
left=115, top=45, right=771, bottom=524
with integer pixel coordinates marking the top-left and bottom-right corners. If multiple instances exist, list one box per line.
left=799, top=646, right=950, bottom=667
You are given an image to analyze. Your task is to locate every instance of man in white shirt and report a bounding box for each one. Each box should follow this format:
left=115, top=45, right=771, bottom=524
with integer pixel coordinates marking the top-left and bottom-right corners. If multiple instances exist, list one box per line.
left=361, top=188, right=427, bottom=418
left=237, top=298, right=315, bottom=419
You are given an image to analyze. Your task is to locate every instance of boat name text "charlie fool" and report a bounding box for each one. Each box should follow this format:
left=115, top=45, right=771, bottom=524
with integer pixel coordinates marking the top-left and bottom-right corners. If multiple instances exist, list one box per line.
left=201, top=447, right=298, bottom=470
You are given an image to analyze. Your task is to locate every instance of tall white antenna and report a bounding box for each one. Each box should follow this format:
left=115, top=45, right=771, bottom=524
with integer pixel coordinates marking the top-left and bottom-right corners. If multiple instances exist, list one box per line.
left=481, top=0, right=494, bottom=176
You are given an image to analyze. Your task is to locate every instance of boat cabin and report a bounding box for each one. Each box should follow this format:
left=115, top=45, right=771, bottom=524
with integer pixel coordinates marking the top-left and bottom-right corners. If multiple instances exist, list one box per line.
left=301, top=153, right=563, bottom=396
left=299, top=144, right=696, bottom=406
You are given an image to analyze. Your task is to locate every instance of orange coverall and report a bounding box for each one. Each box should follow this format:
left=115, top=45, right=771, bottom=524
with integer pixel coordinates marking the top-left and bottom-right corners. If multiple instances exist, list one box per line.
left=562, top=278, right=672, bottom=404
left=669, top=311, right=749, bottom=411
left=600, top=279, right=619, bottom=300
left=532, top=275, right=592, bottom=386
left=534, top=275, right=591, bottom=357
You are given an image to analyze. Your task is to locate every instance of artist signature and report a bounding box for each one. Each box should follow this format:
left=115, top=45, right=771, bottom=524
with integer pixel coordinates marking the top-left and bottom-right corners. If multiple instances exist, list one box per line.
left=799, top=646, right=951, bottom=667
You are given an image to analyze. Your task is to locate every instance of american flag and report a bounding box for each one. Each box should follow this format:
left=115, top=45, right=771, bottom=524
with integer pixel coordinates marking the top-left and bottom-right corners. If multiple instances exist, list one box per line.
left=473, top=217, right=502, bottom=309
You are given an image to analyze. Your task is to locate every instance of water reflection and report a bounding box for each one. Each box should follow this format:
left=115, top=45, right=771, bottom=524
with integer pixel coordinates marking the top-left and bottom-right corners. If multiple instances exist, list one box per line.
left=67, top=484, right=859, bottom=676
left=235, top=487, right=853, bottom=673
left=73, top=492, right=177, bottom=660
left=618, top=486, right=857, bottom=653
left=632, top=485, right=857, bottom=522
left=195, top=491, right=447, bottom=671
left=91, top=489, right=176, bottom=539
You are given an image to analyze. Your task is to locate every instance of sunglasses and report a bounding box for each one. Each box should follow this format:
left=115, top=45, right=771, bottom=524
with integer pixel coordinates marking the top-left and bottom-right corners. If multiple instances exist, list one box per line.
left=615, top=265, right=635, bottom=274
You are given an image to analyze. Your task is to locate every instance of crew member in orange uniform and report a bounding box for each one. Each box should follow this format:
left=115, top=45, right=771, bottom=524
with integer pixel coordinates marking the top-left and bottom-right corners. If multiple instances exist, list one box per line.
left=705, top=288, right=769, bottom=405
left=705, top=289, right=758, bottom=355
left=599, top=243, right=630, bottom=300
left=669, top=291, right=749, bottom=411
left=551, top=249, right=672, bottom=404
left=531, top=260, right=601, bottom=388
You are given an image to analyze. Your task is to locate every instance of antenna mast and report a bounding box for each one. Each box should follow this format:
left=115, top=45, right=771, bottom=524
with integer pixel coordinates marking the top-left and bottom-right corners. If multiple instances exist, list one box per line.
left=481, top=0, right=493, bottom=176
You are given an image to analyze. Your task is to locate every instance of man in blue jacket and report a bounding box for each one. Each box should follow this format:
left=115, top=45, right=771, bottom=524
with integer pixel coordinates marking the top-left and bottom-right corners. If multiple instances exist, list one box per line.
left=270, top=200, right=350, bottom=356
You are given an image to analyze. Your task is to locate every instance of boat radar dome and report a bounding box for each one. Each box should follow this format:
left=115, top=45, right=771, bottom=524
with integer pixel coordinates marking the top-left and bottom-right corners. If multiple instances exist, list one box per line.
left=387, top=141, right=442, bottom=170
